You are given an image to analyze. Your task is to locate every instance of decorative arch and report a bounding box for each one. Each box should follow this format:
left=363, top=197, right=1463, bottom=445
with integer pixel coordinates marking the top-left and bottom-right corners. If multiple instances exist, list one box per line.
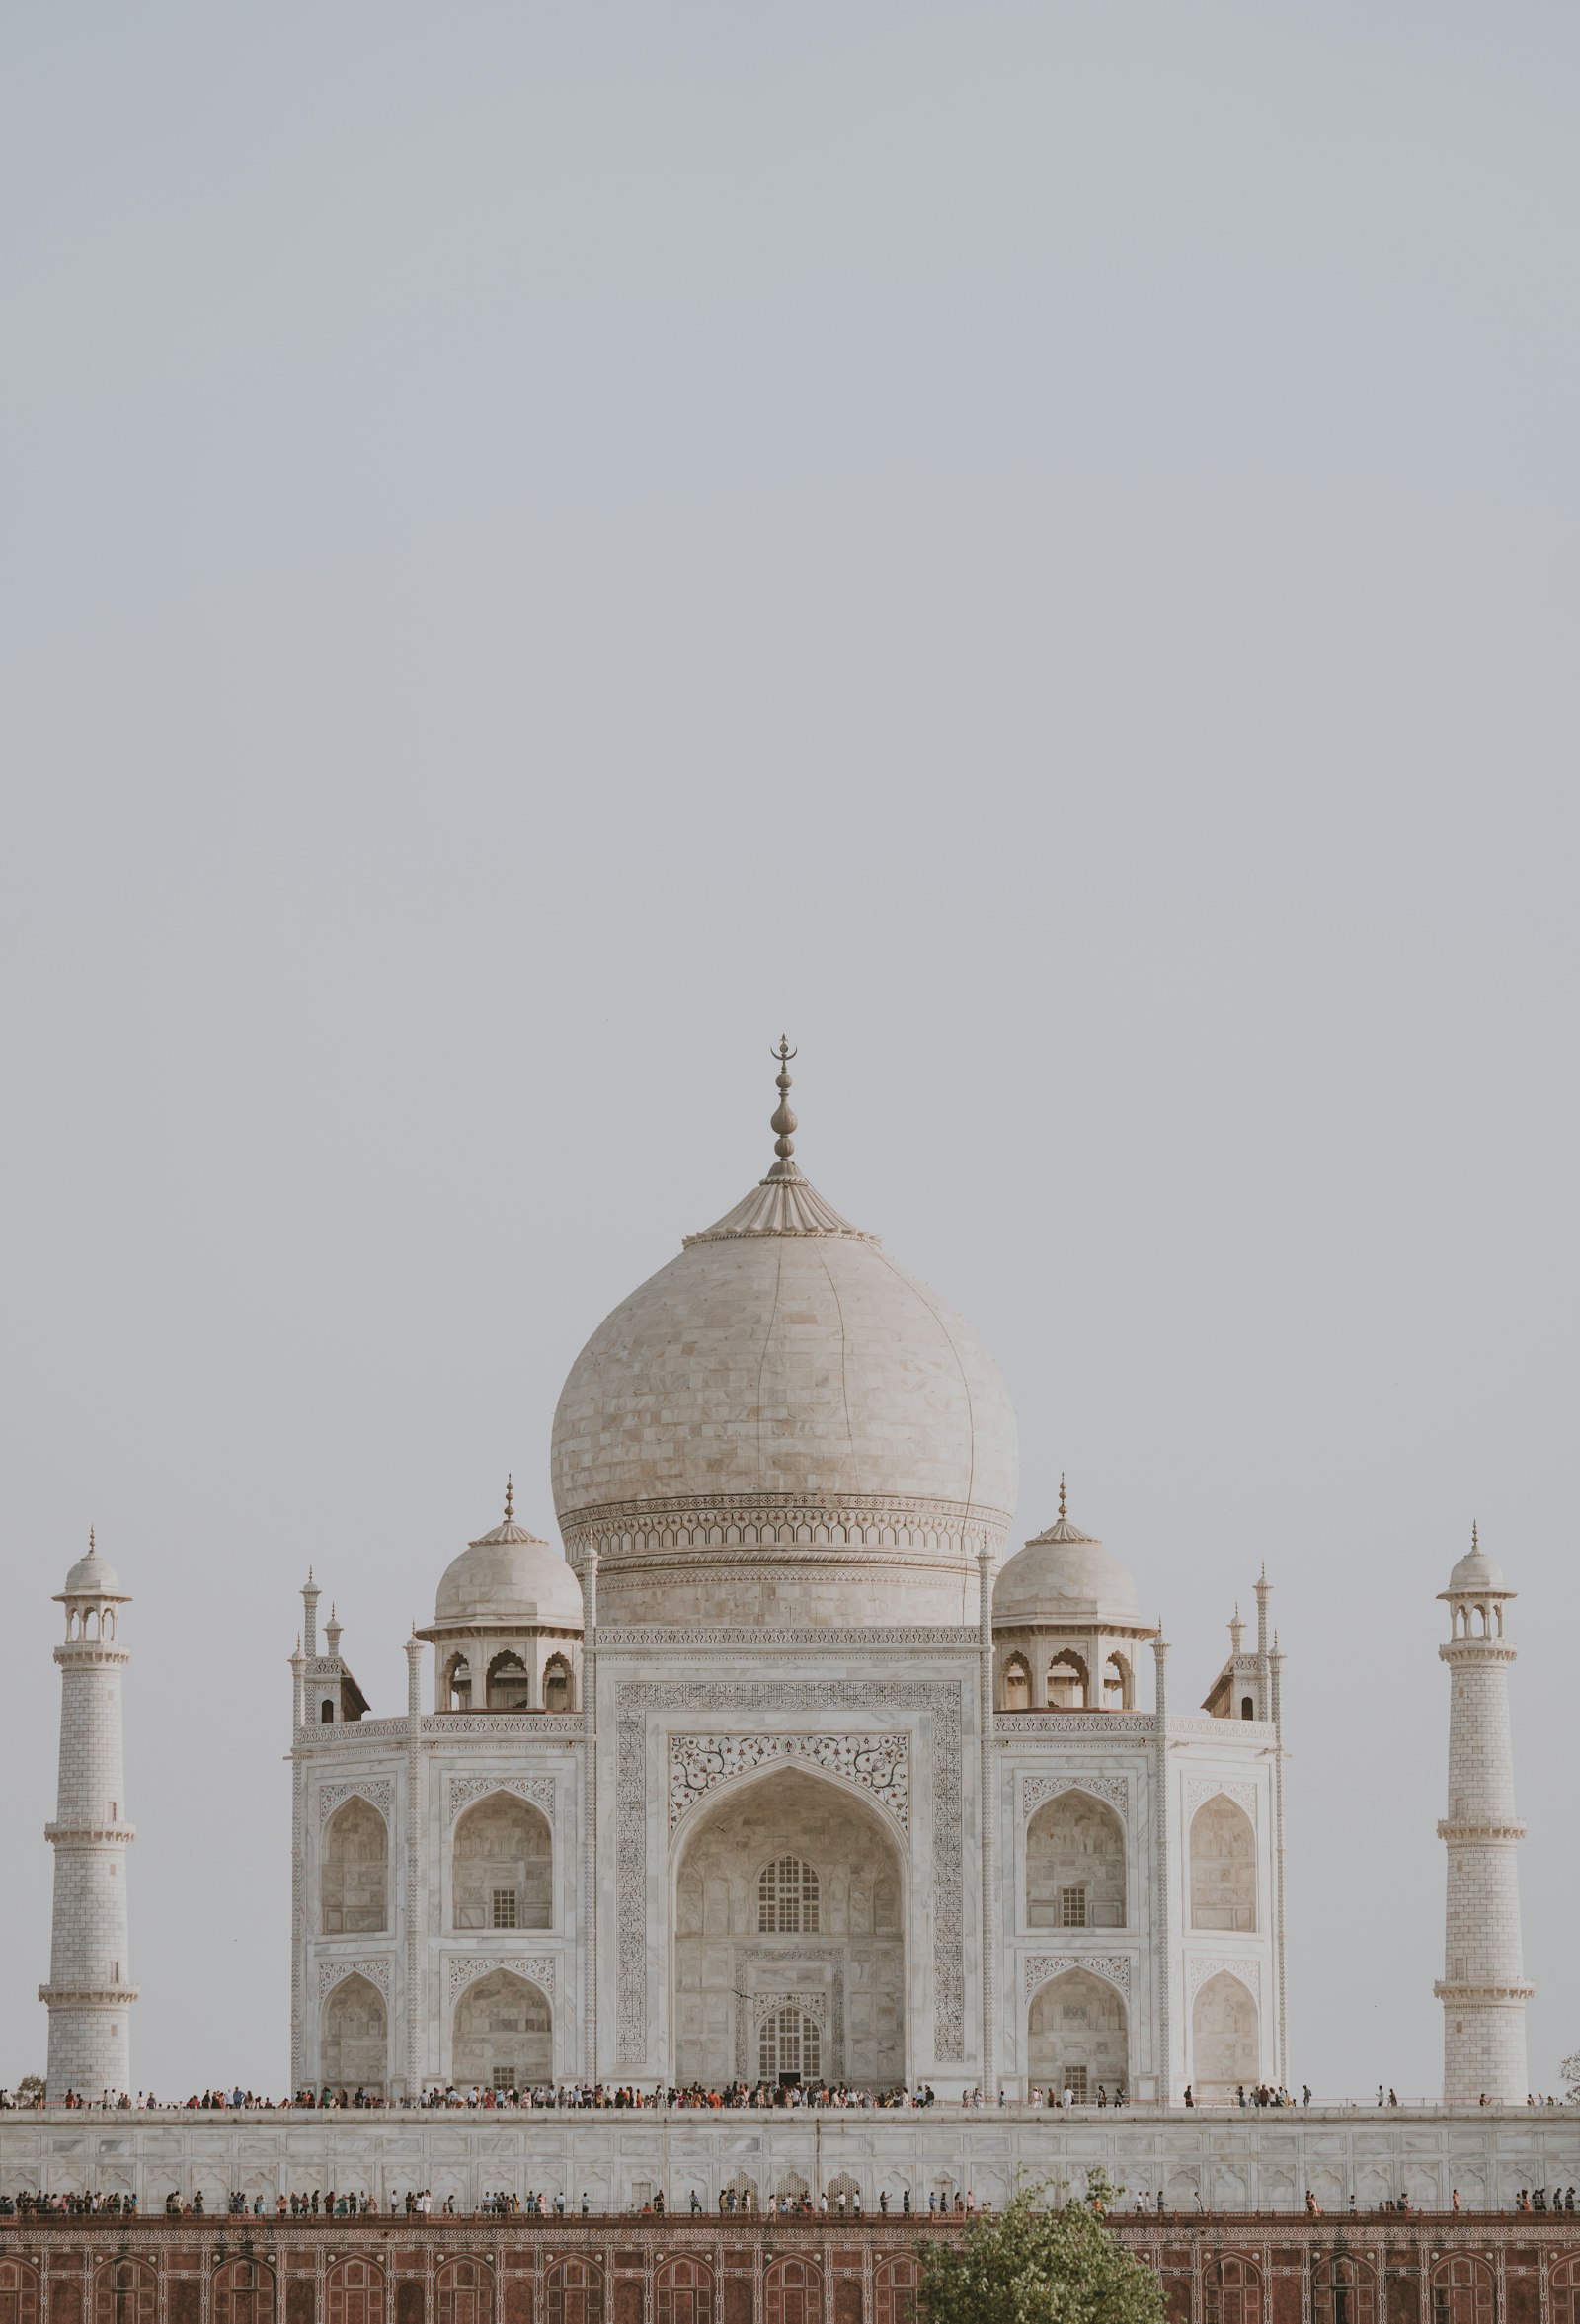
left=834, top=2286, right=863, bottom=2324
left=672, top=1761, right=906, bottom=2090
left=451, top=1966, right=552, bottom=2089
left=1429, top=2259, right=1494, bottom=2324
left=1549, top=2257, right=1580, bottom=2324
left=94, top=2261, right=158, bottom=2324
left=654, top=2264, right=712, bottom=2324
left=443, top=1653, right=473, bottom=1710
left=451, top=1790, right=552, bottom=1931
left=543, top=2259, right=603, bottom=2324
left=542, top=1653, right=574, bottom=1712
left=1104, top=1650, right=1134, bottom=1709
left=1204, top=2257, right=1262, bottom=2324
left=213, top=2263, right=276, bottom=2324
left=435, top=2261, right=494, bottom=2324
left=323, top=1796, right=389, bottom=1934
left=486, top=1651, right=530, bottom=1712
left=1027, top=1964, right=1129, bottom=2098
left=1190, top=1794, right=1257, bottom=1931
left=1047, top=1649, right=1090, bottom=1709
left=764, top=2259, right=822, bottom=2324
left=326, top=2261, right=385, bottom=2324
left=321, top=1970, right=388, bottom=2096
left=1027, top=1790, right=1126, bottom=1930
left=874, top=2259, right=920, bottom=2324
left=1001, top=1652, right=1031, bottom=1711
left=1312, top=2255, right=1378, bottom=2324
left=1191, top=1969, right=1258, bottom=2099
left=0, top=2262, right=40, bottom=2324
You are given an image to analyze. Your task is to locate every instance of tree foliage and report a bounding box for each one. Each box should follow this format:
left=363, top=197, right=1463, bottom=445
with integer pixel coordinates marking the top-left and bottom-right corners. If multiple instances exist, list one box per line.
left=915, top=2180, right=1166, bottom=2324
left=1561, top=2053, right=1580, bottom=2104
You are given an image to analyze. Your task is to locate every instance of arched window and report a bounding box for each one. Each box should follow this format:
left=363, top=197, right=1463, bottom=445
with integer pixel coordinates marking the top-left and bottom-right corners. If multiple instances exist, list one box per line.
left=543, top=1655, right=573, bottom=1712
left=759, top=2006, right=821, bottom=2082
left=1046, top=1650, right=1089, bottom=1709
left=543, top=2261, right=602, bottom=2324
left=320, top=1699, right=335, bottom=1723
left=326, top=2262, right=385, bottom=2324
left=1240, top=1697, right=1254, bottom=1720
left=757, top=1854, right=821, bottom=1933
left=1190, top=1795, right=1257, bottom=1931
left=1001, top=1654, right=1031, bottom=1711
left=1204, top=2257, right=1262, bottom=2324
left=95, top=2260, right=158, bottom=2324
left=1312, top=2256, right=1378, bottom=2324
left=655, top=2260, right=713, bottom=2324
left=322, top=1796, right=389, bottom=1934
left=1027, top=1966, right=1128, bottom=2097
left=434, top=2261, right=494, bottom=2324
left=486, top=1653, right=529, bottom=1712
left=1104, top=1652, right=1133, bottom=1709
left=1026, top=1790, right=1126, bottom=1929
left=444, top=1656, right=472, bottom=1710
left=452, top=1792, right=552, bottom=1930
left=1429, top=2259, right=1494, bottom=2324
left=212, top=2263, right=275, bottom=2324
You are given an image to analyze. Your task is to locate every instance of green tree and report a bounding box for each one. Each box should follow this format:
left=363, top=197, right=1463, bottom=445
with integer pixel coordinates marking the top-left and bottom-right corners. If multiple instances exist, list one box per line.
left=14, top=2075, right=45, bottom=2106
left=915, top=2180, right=1166, bottom=2324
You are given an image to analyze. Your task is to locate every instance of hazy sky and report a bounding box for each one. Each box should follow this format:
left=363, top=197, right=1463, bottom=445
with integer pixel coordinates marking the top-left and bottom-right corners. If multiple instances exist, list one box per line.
left=3, top=1, right=1576, bottom=2102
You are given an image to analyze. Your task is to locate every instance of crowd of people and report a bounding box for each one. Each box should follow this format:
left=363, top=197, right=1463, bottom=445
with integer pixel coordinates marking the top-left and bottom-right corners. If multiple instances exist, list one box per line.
left=3, top=2082, right=1576, bottom=2118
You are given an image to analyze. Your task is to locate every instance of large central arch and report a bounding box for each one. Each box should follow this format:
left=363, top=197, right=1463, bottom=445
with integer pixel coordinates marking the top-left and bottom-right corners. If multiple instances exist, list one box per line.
left=672, top=1764, right=906, bottom=2090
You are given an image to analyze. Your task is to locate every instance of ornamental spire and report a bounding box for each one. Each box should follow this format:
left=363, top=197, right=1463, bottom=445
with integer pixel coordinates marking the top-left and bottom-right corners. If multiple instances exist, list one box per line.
left=766, top=1035, right=799, bottom=1181
left=1471, top=1518, right=1479, bottom=1555
left=1058, top=1473, right=1067, bottom=1521
left=505, top=1474, right=514, bottom=1523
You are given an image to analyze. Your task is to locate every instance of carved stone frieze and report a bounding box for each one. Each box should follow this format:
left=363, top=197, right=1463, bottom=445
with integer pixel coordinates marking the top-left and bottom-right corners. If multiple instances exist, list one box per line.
left=563, top=1489, right=1009, bottom=1563
left=595, top=1627, right=984, bottom=1649
left=1184, top=1777, right=1259, bottom=1822
left=1023, top=1953, right=1133, bottom=1999
left=1022, top=1774, right=1128, bottom=1820
left=446, top=1776, right=557, bottom=1828
left=318, top=1780, right=393, bottom=1827
left=733, top=1948, right=846, bottom=2079
left=616, top=1679, right=964, bottom=2064
left=1187, top=1953, right=1261, bottom=2002
left=445, top=1955, right=557, bottom=2002
left=317, top=1957, right=392, bottom=2003
left=668, top=1733, right=908, bottom=1833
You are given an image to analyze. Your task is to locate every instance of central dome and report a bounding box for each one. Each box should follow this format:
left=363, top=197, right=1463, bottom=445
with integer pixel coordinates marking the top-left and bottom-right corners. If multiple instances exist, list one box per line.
left=550, top=1052, right=1018, bottom=1627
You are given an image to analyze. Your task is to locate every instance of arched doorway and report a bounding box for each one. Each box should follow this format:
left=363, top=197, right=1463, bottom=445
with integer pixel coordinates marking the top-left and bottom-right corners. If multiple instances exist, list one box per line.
left=451, top=1967, right=552, bottom=2090
left=1026, top=1965, right=1128, bottom=2099
left=672, top=1765, right=905, bottom=2089
left=321, top=1972, right=388, bottom=2096
left=1192, top=1969, right=1258, bottom=2099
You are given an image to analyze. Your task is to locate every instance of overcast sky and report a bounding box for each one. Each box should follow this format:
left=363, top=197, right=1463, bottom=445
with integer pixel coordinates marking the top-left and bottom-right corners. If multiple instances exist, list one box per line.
left=2, top=0, right=1576, bottom=2103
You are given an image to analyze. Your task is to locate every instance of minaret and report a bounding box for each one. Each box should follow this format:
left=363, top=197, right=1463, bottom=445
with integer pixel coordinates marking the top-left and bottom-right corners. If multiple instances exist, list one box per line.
left=40, top=1533, right=137, bottom=2100
left=1435, top=1524, right=1532, bottom=2103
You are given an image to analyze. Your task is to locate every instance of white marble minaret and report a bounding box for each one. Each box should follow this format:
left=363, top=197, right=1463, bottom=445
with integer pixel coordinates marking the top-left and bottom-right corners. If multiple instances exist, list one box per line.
left=1435, top=1524, right=1532, bottom=2103
left=40, top=1533, right=137, bottom=2100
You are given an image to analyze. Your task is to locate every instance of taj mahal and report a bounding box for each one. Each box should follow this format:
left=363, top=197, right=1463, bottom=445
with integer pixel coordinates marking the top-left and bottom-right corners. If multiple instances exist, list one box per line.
left=22, top=1044, right=1562, bottom=2217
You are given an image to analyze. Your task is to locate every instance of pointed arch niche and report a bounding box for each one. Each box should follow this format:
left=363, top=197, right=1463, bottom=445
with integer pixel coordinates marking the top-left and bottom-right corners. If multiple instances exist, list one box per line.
left=451, top=1791, right=552, bottom=1932
left=1026, top=1790, right=1126, bottom=1930
left=322, top=1797, right=388, bottom=1935
left=672, top=1764, right=905, bottom=2091
left=321, top=1971, right=388, bottom=2097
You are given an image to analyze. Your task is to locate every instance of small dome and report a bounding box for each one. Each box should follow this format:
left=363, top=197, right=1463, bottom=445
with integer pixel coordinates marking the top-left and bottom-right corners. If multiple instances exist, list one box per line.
left=60, top=1532, right=122, bottom=1597
left=1445, top=1525, right=1508, bottom=1597
left=434, top=1495, right=584, bottom=1629
left=993, top=1497, right=1145, bottom=1632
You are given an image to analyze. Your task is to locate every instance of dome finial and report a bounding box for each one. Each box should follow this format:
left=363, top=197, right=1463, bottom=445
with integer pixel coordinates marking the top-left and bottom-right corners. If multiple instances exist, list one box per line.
left=505, top=1474, right=514, bottom=1522
left=1058, top=1473, right=1067, bottom=1522
left=89, top=1526, right=95, bottom=1556
left=765, top=1035, right=799, bottom=1181
left=1471, top=1517, right=1479, bottom=1554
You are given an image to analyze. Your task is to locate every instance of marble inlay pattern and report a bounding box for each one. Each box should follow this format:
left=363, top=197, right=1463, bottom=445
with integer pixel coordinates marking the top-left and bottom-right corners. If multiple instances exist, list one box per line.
left=446, top=1775, right=557, bottom=1828
left=1022, top=1774, right=1128, bottom=1819
left=317, top=1957, right=393, bottom=2003
left=445, top=1955, right=557, bottom=2002
left=1023, top=1953, right=1133, bottom=1999
left=668, top=1732, right=909, bottom=1834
